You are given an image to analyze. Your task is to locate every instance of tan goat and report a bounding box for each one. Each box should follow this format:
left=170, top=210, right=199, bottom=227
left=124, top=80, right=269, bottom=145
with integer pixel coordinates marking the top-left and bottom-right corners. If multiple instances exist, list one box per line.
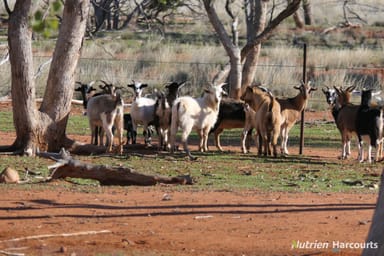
left=277, top=81, right=316, bottom=155
left=240, top=86, right=282, bottom=157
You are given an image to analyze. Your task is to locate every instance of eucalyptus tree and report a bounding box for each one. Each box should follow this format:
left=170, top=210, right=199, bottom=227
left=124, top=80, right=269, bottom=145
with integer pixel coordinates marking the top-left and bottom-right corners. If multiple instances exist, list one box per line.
left=90, top=0, right=189, bottom=34
left=203, top=0, right=301, bottom=99
left=1, top=0, right=89, bottom=155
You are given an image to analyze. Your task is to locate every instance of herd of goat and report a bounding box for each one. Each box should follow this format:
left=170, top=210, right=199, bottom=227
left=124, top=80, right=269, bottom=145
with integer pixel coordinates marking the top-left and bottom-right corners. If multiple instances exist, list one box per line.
left=74, top=79, right=384, bottom=162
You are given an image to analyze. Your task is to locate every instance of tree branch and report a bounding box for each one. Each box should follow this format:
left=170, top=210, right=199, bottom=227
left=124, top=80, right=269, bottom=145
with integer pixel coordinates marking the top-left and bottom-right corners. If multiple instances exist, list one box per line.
left=241, top=0, right=300, bottom=60
left=3, top=0, right=12, bottom=15
left=43, top=148, right=193, bottom=186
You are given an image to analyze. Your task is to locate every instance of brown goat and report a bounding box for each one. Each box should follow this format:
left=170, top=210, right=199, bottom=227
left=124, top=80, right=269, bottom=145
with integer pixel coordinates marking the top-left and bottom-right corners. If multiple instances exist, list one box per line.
left=277, top=81, right=316, bottom=155
left=240, top=86, right=282, bottom=157
left=334, top=85, right=360, bottom=159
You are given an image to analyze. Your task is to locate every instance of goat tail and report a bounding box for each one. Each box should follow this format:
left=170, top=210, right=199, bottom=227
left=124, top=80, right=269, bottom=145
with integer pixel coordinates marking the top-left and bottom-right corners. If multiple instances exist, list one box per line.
left=268, top=94, right=274, bottom=112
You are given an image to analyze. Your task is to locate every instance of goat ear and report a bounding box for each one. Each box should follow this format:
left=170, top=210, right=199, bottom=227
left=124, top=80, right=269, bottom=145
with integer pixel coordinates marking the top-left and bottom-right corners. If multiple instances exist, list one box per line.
left=87, top=86, right=96, bottom=93
left=176, top=81, right=187, bottom=90
left=308, top=82, right=317, bottom=92
left=127, top=83, right=135, bottom=88
left=140, top=84, right=148, bottom=89
left=322, top=87, right=328, bottom=94
left=293, top=82, right=304, bottom=90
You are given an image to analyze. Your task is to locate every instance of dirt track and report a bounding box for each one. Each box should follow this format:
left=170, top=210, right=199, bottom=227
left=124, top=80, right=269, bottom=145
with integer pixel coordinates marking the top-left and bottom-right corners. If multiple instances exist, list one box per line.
left=0, top=186, right=378, bottom=256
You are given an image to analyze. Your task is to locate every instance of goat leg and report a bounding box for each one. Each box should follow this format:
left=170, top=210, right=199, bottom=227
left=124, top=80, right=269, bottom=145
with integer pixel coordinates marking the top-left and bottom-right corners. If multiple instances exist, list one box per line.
left=214, top=129, right=224, bottom=152
left=241, top=129, right=249, bottom=154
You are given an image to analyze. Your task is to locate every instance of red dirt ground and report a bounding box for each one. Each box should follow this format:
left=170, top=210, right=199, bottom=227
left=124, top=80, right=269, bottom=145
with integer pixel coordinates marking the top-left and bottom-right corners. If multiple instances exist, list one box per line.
left=0, top=104, right=381, bottom=256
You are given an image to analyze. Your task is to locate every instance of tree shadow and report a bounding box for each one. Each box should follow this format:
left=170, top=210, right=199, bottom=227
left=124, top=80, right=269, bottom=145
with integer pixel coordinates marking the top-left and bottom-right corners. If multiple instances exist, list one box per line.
left=0, top=199, right=375, bottom=220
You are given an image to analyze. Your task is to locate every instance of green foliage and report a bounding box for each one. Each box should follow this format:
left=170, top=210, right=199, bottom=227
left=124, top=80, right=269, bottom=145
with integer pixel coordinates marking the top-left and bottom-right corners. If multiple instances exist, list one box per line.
left=31, top=1, right=63, bottom=38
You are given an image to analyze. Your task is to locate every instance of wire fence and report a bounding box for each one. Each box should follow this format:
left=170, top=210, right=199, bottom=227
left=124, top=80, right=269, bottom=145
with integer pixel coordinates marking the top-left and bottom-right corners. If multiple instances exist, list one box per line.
left=0, top=55, right=383, bottom=110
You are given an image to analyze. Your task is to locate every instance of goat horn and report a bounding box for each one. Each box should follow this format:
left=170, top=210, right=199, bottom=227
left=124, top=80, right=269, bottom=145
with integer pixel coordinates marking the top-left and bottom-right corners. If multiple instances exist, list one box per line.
left=347, top=85, right=357, bottom=92
left=99, top=80, right=109, bottom=85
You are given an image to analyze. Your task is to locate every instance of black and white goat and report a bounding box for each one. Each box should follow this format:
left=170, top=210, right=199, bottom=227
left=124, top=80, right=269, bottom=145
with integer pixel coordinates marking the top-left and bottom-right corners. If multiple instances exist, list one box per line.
left=356, top=90, right=383, bottom=163
left=209, top=98, right=252, bottom=152
left=154, top=81, right=186, bottom=150
left=74, top=81, right=96, bottom=112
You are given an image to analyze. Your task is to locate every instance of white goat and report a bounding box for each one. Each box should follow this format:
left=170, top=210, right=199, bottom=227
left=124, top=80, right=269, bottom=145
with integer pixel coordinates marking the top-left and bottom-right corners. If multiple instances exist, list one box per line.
left=277, top=81, right=316, bottom=155
left=87, top=92, right=124, bottom=154
left=128, top=81, right=157, bottom=146
left=170, top=83, right=226, bottom=160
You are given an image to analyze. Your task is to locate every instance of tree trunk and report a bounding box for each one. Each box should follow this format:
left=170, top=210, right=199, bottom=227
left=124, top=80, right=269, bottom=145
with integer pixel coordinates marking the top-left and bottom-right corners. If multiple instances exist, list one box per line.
left=303, top=0, right=312, bottom=25
left=7, top=0, right=90, bottom=155
left=241, top=0, right=268, bottom=91
left=40, top=0, right=90, bottom=152
left=293, top=11, right=304, bottom=29
left=362, top=172, right=384, bottom=256
left=8, top=1, right=41, bottom=154
left=203, top=0, right=242, bottom=99
left=113, top=0, right=119, bottom=30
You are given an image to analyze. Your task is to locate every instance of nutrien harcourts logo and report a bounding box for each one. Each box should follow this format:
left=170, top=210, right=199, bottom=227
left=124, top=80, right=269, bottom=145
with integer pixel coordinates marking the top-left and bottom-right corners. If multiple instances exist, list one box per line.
left=291, top=240, right=378, bottom=251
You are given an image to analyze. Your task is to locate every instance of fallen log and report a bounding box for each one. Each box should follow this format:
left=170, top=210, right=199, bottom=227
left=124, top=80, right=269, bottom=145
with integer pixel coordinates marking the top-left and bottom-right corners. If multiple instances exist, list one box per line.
left=44, top=149, right=192, bottom=186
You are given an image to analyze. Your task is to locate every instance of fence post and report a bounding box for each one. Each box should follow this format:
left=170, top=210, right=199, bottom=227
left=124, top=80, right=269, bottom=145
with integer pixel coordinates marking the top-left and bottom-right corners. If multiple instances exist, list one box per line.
left=299, top=43, right=307, bottom=155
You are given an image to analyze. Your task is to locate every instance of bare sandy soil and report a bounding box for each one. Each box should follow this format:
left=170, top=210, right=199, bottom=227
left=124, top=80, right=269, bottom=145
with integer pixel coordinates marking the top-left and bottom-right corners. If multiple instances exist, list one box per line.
left=0, top=105, right=381, bottom=256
